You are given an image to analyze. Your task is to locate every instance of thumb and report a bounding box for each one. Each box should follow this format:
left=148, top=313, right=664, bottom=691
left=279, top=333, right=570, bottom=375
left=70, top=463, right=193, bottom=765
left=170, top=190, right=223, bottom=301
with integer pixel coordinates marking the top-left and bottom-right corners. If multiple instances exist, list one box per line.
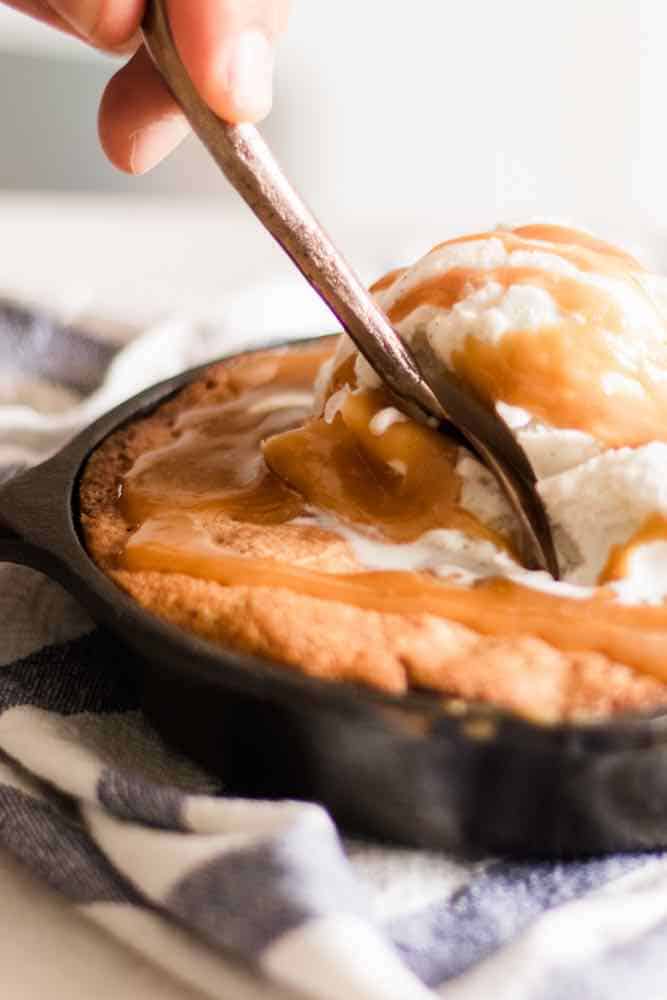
left=167, top=0, right=291, bottom=123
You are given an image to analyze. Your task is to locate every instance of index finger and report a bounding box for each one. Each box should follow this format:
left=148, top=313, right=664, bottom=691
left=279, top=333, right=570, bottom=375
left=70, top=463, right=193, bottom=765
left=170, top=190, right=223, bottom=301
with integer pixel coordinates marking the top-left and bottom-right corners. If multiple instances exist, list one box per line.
left=43, top=0, right=144, bottom=51
left=4, top=0, right=87, bottom=43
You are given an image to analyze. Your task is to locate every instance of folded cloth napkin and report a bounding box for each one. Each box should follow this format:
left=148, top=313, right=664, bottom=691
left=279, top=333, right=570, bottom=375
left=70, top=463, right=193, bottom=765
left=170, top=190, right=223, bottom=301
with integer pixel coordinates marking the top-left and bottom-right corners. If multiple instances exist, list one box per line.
left=2, top=299, right=667, bottom=1000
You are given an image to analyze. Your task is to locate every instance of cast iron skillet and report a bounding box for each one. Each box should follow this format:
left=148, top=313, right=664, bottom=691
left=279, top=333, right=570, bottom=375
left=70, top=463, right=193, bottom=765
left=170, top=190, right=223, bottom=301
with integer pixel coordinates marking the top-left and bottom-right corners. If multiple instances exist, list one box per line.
left=2, top=336, right=667, bottom=858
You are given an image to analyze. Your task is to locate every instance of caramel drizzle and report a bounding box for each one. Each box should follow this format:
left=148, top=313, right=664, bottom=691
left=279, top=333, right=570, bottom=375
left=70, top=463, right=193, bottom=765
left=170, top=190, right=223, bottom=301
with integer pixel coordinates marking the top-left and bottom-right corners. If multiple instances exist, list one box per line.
left=432, top=225, right=644, bottom=273
left=600, top=514, right=667, bottom=583
left=375, top=226, right=667, bottom=447
left=122, top=358, right=502, bottom=550
left=125, top=523, right=667, bottom=686
left=369, top=267, right=408, bottom=294
left=264, top=385, right=504, bottom=546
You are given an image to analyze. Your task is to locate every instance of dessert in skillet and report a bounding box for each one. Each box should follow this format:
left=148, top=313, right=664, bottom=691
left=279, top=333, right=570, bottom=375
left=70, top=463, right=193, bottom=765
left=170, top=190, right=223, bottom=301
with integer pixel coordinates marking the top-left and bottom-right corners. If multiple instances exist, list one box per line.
left=81, top=224, right=667, bottom=724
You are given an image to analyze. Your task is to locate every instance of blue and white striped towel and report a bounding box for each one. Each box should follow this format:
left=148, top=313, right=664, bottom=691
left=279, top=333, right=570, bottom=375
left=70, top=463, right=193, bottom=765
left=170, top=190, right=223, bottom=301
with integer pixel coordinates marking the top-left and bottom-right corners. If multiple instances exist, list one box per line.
left=2, top=299, right=667, bottom=1000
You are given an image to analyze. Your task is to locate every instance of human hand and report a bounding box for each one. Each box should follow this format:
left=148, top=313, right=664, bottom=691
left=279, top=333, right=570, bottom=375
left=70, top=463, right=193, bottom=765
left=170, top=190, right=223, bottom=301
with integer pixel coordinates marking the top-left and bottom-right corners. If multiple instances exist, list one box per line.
left=5, top=1, right=290, bottom=173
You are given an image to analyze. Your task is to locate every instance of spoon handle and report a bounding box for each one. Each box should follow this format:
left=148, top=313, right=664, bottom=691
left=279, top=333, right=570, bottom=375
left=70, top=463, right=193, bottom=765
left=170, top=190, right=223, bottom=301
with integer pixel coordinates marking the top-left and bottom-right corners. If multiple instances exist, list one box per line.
left=142, top=0, right=440, bottom=423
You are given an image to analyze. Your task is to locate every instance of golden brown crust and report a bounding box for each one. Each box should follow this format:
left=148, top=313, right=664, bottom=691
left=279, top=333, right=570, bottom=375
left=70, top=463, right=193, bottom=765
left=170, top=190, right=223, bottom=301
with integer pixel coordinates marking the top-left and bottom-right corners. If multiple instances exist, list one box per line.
left=79, top=349, right=667, bottom=725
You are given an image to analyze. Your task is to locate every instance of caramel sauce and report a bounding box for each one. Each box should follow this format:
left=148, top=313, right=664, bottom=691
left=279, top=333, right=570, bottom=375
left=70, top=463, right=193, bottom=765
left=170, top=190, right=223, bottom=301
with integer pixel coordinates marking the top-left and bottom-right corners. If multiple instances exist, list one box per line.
left=120, top=354, right=314, bottom=530
left=381, top=226, right=667, bottom=446
left=121, top=348, right=499, bottom=548
left=264, top=385, right=503, bottom=545
left=600, top=514, right=667, bottom=583
left=118, top=347, right=667, bottom=686
left=123, top=529, right=667, bottom=685
left=369, top=267, right=407, bottom=293
left=509, top=224, right=642, bottom=266
left=432, top=225, right=643, bottom=274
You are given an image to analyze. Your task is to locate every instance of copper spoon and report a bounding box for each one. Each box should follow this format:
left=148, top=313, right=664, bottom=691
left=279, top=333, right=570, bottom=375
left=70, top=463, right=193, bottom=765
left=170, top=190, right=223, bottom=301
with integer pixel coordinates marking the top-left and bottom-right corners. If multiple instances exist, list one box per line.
left=141, top=0, right=558, bottom=578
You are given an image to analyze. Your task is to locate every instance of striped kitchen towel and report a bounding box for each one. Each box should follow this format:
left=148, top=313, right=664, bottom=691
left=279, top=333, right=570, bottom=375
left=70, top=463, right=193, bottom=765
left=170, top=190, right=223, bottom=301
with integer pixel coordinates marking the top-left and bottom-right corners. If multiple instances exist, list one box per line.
left=2, top=298, right=667, bottom=1000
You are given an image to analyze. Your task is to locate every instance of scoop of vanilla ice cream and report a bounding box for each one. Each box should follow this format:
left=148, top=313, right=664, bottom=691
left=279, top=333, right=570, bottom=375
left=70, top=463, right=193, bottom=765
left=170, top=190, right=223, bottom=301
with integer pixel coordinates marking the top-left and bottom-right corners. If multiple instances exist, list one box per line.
left=612, top=541, right=667, bottom=605
left=351, top=227, right=667, bottom=428
left=455, top=421, right=667, bottom=591
left=364, top=231, right=667, bottom=384
left=312, top=225, right=667, bottom=603
left=540, top=443, right=667, bottom=583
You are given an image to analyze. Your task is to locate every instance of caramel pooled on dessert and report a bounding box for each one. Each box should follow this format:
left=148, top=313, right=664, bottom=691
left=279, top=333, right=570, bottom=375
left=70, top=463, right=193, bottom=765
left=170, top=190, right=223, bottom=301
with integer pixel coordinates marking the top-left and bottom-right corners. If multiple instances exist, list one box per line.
left=120, top=344, right=500, bottom=566
left=117, top=345, right=667, bottom=687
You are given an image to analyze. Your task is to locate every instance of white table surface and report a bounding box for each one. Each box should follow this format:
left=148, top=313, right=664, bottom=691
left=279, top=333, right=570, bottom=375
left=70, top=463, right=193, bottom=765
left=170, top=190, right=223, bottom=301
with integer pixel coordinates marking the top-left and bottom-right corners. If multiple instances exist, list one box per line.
left=0, top=193, right=449, bottom=334
left=3, top=194, right=662, bottom=333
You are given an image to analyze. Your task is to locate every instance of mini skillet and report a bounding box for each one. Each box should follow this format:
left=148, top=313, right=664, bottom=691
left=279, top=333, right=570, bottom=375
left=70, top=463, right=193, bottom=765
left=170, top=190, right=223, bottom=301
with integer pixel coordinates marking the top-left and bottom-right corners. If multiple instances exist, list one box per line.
left=2, top=336, right=667, bottom=858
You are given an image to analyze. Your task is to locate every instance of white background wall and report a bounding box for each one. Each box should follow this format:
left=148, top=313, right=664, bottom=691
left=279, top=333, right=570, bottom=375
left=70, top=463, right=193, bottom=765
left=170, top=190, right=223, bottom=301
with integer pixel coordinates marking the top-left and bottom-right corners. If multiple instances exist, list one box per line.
left=1, top=1, right=667, bottom=239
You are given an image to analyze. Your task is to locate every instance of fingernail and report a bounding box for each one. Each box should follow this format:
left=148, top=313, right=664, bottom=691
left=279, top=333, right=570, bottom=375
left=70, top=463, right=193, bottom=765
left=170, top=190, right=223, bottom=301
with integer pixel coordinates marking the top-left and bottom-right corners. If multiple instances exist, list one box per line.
left=48, top=0, right=100, bottom=36
left=219, top=30, right=275, bottom=121
left=129, top=117, right=190, bottom=175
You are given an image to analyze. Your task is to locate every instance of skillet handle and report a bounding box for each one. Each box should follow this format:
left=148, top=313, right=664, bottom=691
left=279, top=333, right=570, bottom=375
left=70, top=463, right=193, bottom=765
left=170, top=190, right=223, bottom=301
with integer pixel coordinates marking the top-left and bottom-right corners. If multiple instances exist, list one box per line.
left=0, top=511, right=20, bottom=543
left=0, top=467, right=44, bottom=567
left=0, top=507, right=33, bottom=565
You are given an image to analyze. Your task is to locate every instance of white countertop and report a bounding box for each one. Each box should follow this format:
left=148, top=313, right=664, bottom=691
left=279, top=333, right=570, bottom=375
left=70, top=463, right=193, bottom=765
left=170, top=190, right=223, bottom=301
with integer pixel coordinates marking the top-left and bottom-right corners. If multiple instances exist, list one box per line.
left=2, top=194, right=665, bottom=336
